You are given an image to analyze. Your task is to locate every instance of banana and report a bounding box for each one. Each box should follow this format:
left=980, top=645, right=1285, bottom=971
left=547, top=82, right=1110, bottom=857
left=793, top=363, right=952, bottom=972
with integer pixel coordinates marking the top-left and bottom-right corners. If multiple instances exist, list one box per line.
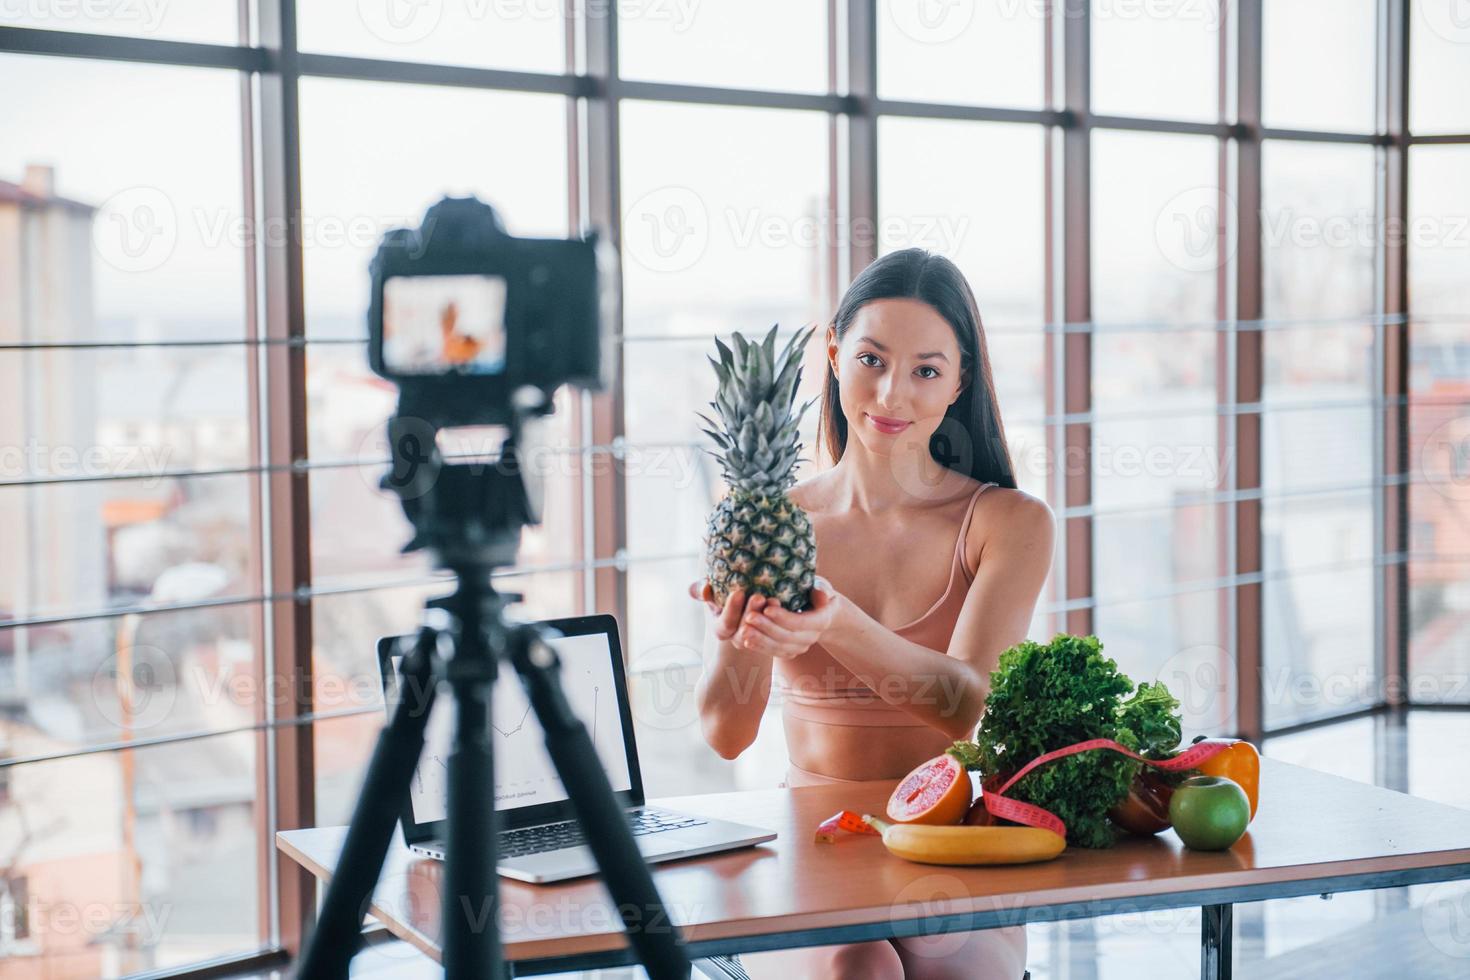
left=863, top=816, right=1066, bottom=866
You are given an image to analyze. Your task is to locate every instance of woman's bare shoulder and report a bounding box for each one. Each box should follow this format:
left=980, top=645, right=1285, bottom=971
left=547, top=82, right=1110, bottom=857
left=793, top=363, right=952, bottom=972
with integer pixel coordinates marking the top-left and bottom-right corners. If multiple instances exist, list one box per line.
left=968, top=484, right=1055, bottom=569
left=976, top=484, right=1053, bottom=526
left=787, top=476, right=828, bottom=513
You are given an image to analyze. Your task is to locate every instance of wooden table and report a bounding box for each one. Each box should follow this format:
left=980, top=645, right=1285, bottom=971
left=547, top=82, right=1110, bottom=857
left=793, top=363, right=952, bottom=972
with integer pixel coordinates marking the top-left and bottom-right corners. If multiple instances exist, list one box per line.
left=277, top=759, right=1470, bottom=978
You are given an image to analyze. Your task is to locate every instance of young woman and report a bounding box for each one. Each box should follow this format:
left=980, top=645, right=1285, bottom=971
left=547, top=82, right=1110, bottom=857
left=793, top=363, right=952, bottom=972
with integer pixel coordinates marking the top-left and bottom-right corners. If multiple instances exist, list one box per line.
left=690, top=249, right=1055, bottom=980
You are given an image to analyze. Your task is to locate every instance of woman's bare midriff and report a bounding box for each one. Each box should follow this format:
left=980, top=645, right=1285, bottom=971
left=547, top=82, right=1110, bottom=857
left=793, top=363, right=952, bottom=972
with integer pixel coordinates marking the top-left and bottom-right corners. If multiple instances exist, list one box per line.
left=783, top=712, right=956, bottom=781
left=779, top=473, right=988, bottom=781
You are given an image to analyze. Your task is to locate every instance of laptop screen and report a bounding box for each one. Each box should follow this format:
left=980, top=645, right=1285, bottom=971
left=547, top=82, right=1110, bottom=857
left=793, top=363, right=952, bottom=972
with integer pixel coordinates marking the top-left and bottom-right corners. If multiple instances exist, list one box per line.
left=379, top=616, right=638, bottom=835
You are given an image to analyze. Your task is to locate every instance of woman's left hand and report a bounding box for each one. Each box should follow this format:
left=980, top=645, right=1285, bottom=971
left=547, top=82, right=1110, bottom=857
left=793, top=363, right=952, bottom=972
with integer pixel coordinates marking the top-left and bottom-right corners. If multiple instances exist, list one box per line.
left=734, top=577, right=842, bottom=660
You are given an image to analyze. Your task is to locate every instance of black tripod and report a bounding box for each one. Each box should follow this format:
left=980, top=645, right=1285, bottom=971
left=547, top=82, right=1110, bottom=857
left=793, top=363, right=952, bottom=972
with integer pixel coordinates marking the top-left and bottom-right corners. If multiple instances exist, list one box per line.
left=295, top=417, right=691, bottom=979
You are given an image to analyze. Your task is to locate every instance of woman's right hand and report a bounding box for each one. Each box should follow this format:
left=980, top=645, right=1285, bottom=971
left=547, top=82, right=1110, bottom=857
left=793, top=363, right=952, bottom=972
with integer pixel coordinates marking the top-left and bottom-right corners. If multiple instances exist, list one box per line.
left=688, top=580, right=758, bottom=646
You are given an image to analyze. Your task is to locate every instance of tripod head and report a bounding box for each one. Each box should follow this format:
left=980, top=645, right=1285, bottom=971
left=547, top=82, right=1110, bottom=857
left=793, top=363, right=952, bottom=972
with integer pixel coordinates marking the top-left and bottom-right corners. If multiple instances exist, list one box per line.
left=380, top=407, right=543, bottom=574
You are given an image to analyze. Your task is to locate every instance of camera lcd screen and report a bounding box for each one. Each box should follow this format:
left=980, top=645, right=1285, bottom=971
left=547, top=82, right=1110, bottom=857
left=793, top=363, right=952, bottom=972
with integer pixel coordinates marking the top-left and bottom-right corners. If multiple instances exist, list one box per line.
left=382, top=274, right=508, bottom=375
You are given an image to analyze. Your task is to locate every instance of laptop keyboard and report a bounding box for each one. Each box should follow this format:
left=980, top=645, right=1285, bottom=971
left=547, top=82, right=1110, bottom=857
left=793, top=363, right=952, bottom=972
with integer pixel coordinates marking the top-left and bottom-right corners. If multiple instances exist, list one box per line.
left=497, top=810, right=708, bottom=858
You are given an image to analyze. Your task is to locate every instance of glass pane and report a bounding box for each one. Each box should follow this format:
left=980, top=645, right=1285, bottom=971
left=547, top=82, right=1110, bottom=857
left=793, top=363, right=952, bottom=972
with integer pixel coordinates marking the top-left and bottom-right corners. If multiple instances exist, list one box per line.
left=1090, top=0, right=1221, bottom=122
left=1411, top=316, right=1470, bottom=559
left=1262, top=141, right=1377, bottom=321
left=299, top=77, right=568, bottom=341
left=1263, top=404, right=1375, bottom=495
left=1005, top=420, right=1052, bottom=517
left=1408, top=560, right=1470, bottom=705
left=1409, top=713, right=1470, bottom=805
left=619, top=0, right=826, bottom=94
left=1264, top=323, right=1375, bottom=402
left=1264, top=488, right=1376, bottom=577
left=1093, top=587, right=1228, bottom=737
left=0, top=603, right=261, bottom=759
left=1094, top=502, right=1221, bottom=604
left=1263, top=565, right=1376, bottom=729
left=313, top=712, right=389, bottom=830
left=1410, top=314, right=1470, bottom=704
left=877, top=0, right=1043, bottom=109
left=0, top=472, right=256, bottom=622
left=311, top=584, right=437, bottom=721
left=295, top=1, right=563, bottom=73
left=1262, top=0, right=1376, bottom=133
left=624, top=445, right=719, bottom=561
left=0, top=55, right=246, bottom=342
left=1092, top=130, right=1220, bottom=325
left=1092, top=409, right=1222, bottom=509
left=0, top=346, right=250, bottom=481
left=1262, top=714, right=1377, bottom=782
left=625, top=554, right=740, bottom=797
left=619, top=99, right=828, bottom=448
left=1408, top=146, right=1470, bottom=318
left=0, top=735, right=260, bottom=975
left=307, top=466, right=430, bottom=587
left=1094, top=328, right=1217, bottom=415
left=1410, top=0, right=1470, bottom=135
left=0, top=1, right=235, bottom=44
left=1256, top=885, right=1376, bottom=963
left=878, top=119, right=1046, bottom=328
left=1410, top=400, right=1469, bottom=560
left=312, top=573, right=581, bottom=825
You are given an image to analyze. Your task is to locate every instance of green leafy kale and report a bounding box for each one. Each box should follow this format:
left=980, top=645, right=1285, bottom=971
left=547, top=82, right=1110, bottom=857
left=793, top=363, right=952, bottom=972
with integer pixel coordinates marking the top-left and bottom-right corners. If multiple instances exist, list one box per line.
left=1117, top=681, right=1183, bottom=759
left=946, top=634, right=1183, bottom=849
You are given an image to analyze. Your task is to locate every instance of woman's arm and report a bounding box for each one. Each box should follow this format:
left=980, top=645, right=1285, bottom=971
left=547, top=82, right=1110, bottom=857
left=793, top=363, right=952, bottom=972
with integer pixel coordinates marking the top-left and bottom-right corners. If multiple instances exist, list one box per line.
left=693, top=587, right=773, bottom=759
left=755, top=492, right=1056, bottom=740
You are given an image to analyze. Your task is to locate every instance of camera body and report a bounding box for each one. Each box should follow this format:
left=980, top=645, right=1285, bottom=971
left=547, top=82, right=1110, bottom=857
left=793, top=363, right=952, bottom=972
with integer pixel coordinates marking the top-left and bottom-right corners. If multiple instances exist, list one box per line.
left=367, top=196, right=614, bottom=429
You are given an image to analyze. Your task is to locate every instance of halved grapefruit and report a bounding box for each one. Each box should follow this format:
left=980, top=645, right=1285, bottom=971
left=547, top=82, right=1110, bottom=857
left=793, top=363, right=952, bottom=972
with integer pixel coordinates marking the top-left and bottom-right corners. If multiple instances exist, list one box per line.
left=886, top=754, right=973, bottom=825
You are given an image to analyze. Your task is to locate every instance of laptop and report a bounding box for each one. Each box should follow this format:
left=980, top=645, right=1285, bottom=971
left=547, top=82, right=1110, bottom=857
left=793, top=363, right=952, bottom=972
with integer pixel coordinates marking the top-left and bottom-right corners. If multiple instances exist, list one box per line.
left=376, top=613, right=776, bottom=884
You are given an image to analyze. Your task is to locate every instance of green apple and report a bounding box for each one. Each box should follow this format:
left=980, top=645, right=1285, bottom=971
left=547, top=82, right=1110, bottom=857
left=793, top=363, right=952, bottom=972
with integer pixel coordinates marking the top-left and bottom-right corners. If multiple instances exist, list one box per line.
left=1168, top=775, right=1250, bottom=851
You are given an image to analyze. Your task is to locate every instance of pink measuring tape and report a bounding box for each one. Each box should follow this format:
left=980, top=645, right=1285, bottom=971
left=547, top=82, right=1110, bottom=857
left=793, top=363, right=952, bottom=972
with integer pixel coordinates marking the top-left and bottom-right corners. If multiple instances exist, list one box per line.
left=981, top=737, right=1241, bottom=838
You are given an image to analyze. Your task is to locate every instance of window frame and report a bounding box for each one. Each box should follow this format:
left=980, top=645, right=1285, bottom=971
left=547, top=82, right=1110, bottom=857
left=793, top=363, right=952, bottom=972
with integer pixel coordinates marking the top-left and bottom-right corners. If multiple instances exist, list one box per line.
left=0, top=0, right=1458, bottom=975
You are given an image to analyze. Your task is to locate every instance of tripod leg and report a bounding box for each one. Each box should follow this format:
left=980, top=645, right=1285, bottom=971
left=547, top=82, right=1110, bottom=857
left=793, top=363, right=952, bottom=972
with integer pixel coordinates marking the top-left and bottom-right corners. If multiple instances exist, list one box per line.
left=510, top=625, right=693, bottom=980
left=441, top=587, right=506, bottom=980
left=297, top=629, right=441, bottom=979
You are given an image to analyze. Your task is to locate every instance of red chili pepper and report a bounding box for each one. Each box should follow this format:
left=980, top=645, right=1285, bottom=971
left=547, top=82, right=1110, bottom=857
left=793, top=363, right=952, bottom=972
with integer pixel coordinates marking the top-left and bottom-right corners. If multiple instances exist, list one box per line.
left=814, top=809, right=880, bottom=842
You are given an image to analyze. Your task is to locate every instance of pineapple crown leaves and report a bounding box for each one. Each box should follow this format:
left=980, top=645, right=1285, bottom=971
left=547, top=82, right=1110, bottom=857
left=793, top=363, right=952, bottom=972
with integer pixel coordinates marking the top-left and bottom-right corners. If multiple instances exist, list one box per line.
left=697, top=323, right=818, bottom=492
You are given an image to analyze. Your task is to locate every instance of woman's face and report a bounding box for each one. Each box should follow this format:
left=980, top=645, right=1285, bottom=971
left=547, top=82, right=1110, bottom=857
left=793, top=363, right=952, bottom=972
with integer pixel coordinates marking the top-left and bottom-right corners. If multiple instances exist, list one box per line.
left=827, top=298, right=969, bottom=460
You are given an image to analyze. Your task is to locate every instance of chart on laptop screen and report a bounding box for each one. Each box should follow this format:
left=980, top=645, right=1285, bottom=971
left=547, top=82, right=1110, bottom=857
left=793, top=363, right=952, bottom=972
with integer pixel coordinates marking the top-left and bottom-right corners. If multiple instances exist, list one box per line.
left=391, top=631, right=632, bottom=825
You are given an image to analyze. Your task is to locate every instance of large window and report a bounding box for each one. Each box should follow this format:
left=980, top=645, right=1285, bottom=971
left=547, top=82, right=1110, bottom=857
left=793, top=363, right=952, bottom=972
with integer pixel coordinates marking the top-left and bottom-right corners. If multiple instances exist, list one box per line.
left=0, top=2, right=1465, bottom=977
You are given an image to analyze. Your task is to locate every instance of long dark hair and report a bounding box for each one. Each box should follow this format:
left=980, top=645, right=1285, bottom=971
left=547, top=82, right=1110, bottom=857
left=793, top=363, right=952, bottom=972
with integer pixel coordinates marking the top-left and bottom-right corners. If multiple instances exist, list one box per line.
left=817, top=248, right=1017, bottom=489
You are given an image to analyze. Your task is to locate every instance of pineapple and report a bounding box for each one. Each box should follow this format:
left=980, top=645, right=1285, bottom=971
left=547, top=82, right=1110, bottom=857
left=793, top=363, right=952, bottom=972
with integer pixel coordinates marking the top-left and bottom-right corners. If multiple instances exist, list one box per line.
left=697, top=324, right=819, bottom=612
